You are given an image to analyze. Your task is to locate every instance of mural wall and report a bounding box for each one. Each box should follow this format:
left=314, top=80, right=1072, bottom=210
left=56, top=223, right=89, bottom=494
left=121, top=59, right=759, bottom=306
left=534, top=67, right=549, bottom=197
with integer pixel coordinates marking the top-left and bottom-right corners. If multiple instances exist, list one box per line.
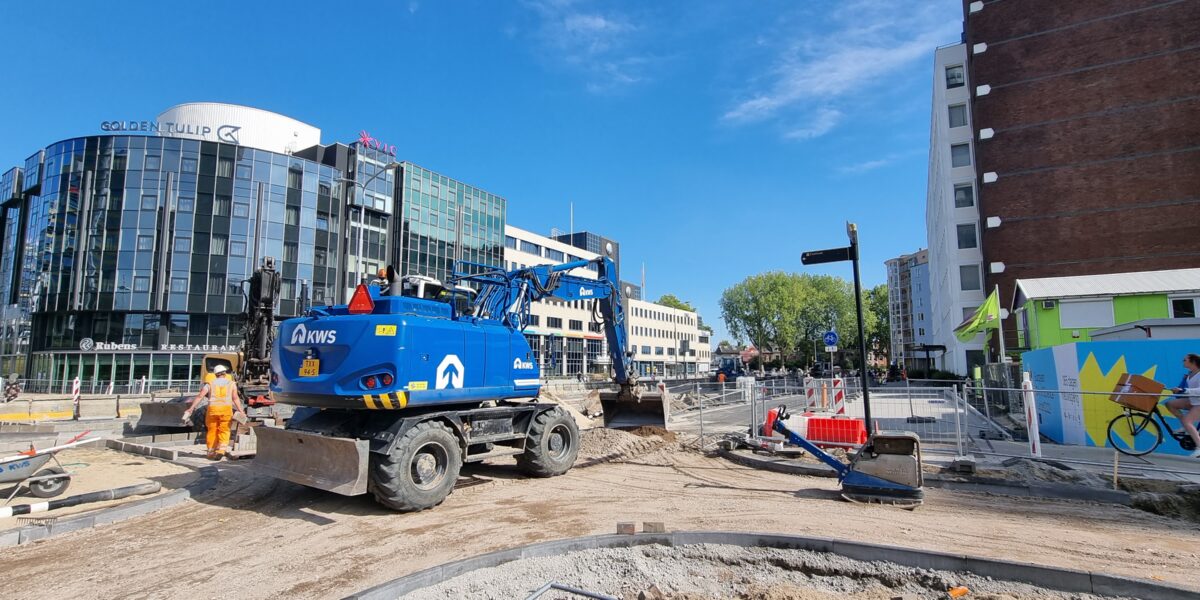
left=1021, top=339, right=1200, bottom=456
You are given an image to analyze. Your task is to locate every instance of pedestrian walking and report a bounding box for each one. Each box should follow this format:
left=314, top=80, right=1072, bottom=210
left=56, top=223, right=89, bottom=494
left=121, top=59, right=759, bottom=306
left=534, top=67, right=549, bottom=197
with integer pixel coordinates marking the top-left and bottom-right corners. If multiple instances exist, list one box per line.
left=1164, top=353, right=1200, bottom=458
left=182, top=365, right=246, bottom=460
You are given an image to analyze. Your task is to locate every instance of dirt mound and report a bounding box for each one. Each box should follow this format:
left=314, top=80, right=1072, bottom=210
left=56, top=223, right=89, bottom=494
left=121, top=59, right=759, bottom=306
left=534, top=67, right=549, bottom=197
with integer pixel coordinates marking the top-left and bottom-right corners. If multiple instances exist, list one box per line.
left=977, top=458, right=1109, bottom=488
left=578, top=427, right=677, bottom=466
left=626, top=425, right=678, bottom=442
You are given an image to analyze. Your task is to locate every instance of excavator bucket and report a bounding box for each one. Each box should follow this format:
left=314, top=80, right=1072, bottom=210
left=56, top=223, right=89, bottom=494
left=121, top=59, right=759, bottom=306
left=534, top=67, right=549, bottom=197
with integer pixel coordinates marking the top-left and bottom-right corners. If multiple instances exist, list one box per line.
left=599, top=386, right=671, bottom=430
left=137, top=399, right=196, bottom=428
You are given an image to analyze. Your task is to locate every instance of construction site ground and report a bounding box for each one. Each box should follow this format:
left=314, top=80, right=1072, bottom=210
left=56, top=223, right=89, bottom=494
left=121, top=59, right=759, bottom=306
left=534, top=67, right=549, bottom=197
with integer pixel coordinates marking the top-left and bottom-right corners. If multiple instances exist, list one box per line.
left=0, top=447, right=194, bottom=519
left=1, top=428, right=1198, bottom=600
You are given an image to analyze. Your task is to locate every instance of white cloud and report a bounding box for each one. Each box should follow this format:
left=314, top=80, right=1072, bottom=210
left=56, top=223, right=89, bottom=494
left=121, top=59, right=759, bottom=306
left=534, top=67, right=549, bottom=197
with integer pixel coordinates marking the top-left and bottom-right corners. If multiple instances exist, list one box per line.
left=783, top=108, right=843, bottom=140
left=837, top=148, right=925, bottom=174
left=522, top=0, right=647, bottom=92
left=723, top=1, right=961, bottom=138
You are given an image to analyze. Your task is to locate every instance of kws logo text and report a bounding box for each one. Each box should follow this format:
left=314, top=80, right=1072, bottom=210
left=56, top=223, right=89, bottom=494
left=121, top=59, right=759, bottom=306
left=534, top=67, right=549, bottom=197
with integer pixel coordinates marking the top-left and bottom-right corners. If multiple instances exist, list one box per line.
left=290, top=324, right=338, bottom=345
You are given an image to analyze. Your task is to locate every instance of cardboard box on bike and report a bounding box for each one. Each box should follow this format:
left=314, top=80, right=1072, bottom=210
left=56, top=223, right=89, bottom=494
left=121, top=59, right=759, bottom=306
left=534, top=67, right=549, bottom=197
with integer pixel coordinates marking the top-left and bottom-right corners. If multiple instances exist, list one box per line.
left=1109, top=374, right=1165, bottom=413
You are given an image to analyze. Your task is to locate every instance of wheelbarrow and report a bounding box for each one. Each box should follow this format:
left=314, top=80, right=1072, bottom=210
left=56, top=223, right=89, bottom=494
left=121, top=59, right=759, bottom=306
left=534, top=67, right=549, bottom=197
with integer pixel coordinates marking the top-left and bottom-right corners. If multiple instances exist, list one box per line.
left=0, top=431, right=98, bottom=503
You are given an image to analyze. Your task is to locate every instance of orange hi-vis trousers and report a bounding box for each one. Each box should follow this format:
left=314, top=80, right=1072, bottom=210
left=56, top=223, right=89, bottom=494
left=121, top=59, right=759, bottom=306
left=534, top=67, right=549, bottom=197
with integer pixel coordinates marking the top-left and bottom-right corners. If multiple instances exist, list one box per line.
left=206, top=404, right=233, bottom=453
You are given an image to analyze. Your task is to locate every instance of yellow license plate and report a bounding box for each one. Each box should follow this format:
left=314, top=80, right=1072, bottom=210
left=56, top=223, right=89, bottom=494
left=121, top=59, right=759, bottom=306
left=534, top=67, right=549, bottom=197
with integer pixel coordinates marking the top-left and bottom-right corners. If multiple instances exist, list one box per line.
left=299, top=358, right=320, bottom=377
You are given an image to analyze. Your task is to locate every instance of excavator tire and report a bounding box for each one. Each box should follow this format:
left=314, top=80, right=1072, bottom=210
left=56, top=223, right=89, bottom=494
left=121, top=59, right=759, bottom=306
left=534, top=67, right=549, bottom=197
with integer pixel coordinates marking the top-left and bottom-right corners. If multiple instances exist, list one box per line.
left=517, top=407, right=580, bottom=477
left=368, top=420, right=462, bottom=512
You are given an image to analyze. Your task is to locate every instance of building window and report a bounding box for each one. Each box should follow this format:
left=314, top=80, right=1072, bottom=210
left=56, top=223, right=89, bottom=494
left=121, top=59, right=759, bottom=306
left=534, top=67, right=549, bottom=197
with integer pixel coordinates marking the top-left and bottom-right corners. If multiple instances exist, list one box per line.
left=141, top=194, right=157, bottom=209
left=285, top=206, right=300, bottom=226
left=1170, top=297, right=1198, bottom=319
left=178, top=196, right=194, bottom=212
left=170, top=278, right=188, bottom=293
left=233, top=202, right=250, bottom=218
left=235, top=164, right=251, bottom=180
left=963, top=306, right=977, bottom=321
left=545, top=248, right=564, bottom=262
left=137, top=235, right=154, bottom=251
left=569, top=319, right=583, bottom=331
left=144, top=155, right=161, bottom=170
left=948, top=104, right=967, bottom=128
left=287, top=169, right=302, bottom=189
left=520, top=240, right=541, bottom=256
left=588, top=322, right=601, bottom=333
left=954, top=184, right=974, bottom=208
left=284, top=242, right=298, bottom=263
left=951, top=144, right=971, bottom=168
left=946, top=65, right=965, bottom=89
left=181, top=158, right=198, bottom=173
left=217, top=157, right=234, bottom=178
left=231, top=240, right=247, bottom=257
left=547, top=317, right=562, bottom=329
left=505, top=235, right=516, bottom=249
left=174, top=237, right=191, bottom=253
left=214, top=195, right=231, bottom=217
left=133, top=276, right=150, bottom=292
left=208, top=275, right=226, bottom=296
left=956, top=223, right=978, bottom=249
left=655, top=347, right=664, bottom=355
left=211, top=235, right=228, bottom=256
left=959, top=264, right=981, bottom=291
left=528, top=315, right=540, bottom=327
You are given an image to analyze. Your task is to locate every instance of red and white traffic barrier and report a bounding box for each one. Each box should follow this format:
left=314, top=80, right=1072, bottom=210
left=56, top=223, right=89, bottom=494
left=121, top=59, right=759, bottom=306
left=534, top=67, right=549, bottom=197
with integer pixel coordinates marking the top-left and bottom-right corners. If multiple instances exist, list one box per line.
left=803, top=376, right=816, bottom=409
left=831, top=377, right=845, bottom=416
left=71, top=377, right=81, bottom=421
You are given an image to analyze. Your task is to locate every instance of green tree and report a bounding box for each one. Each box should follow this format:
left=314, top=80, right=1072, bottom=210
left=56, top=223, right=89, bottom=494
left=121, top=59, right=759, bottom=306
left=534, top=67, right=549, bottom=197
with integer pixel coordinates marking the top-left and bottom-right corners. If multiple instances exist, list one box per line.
left=865, top=284, right=891, bottom=363
left=719, top=272, right=869, bottom=367
left=656, top=294, right=695, bottom=312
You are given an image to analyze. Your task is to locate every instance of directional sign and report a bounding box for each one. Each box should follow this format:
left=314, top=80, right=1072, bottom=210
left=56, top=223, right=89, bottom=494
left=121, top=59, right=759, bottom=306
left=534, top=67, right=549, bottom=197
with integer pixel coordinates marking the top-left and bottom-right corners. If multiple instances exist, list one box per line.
left=823, top=331, right=839, bottom=346
left=801, top=246, right=852, bottom=265
left=824, top=345, right=838, bottom=353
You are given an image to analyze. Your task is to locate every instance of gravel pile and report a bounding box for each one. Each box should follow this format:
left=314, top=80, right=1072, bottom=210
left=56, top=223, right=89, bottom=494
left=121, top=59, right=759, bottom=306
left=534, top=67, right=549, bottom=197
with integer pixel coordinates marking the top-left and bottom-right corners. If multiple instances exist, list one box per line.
left=402, top=543, right=1135, bottom=600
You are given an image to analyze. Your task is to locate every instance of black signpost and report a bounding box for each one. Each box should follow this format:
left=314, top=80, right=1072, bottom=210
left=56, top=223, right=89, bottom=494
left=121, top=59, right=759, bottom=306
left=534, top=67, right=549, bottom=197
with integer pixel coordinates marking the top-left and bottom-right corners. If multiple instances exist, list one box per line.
left=801, top=222, right=874, bottom=435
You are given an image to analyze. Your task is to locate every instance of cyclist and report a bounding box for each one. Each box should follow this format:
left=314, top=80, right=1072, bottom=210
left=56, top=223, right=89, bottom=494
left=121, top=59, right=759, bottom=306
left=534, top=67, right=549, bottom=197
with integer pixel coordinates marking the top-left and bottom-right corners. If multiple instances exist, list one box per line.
left=1164, top=353, right=1200, bottom=458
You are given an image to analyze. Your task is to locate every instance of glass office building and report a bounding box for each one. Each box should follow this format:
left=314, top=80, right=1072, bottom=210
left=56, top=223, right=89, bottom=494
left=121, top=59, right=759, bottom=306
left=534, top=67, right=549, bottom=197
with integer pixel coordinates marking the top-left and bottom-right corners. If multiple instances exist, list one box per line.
left=2, top=132, right=343, bottom=389
left=0, top=103, right=509, bottom=391
left=394, top=163, right=505, bottom=283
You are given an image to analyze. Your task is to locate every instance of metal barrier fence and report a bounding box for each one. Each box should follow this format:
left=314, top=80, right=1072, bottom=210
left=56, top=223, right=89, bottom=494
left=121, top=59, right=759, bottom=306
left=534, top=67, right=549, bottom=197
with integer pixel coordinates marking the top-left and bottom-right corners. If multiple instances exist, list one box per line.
left=672, top=376, right=1014, bottom=456
left=15, top=378, right=206, bottom=397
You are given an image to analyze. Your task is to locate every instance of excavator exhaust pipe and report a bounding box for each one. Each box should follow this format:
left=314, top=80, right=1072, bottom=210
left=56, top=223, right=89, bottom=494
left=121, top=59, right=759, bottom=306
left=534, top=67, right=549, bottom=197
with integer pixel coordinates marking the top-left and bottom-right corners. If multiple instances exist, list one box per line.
left=599, top=383, right=671, bottom=430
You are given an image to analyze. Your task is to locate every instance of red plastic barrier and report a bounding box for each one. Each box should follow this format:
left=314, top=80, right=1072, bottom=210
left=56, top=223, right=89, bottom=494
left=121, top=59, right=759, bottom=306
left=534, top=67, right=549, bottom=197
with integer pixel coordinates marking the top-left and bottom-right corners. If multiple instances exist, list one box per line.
left=805, top=417, right=867, bottom=447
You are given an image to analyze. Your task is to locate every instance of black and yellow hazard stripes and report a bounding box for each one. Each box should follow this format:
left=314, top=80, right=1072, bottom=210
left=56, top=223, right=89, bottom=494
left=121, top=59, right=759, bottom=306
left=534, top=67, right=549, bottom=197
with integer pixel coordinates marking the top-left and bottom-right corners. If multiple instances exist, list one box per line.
left=360, top=391, right=408, bottom=410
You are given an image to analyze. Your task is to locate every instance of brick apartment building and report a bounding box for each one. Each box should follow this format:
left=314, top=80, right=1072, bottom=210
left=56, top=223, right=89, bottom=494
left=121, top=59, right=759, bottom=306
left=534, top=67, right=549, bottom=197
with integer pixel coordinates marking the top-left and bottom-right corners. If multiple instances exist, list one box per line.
left=963, top=0, right=1200, bottom=354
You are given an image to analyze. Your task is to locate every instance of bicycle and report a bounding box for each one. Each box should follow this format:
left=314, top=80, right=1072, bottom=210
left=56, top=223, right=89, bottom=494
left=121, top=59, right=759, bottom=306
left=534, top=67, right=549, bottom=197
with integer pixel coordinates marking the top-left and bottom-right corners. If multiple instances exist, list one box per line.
left=1107, top=402, right=1196, bottom=456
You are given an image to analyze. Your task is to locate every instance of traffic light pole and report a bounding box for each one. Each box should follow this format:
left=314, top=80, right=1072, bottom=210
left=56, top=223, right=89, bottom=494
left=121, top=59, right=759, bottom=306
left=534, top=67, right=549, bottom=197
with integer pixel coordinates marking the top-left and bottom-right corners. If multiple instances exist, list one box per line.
left=847, top=224, right=873, bottom=435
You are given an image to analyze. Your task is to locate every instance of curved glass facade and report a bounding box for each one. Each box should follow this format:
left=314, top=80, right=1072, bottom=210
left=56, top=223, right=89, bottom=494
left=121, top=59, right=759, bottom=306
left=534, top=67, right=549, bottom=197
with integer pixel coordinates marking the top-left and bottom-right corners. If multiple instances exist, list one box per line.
left=6, top=135, right=344, bottom=388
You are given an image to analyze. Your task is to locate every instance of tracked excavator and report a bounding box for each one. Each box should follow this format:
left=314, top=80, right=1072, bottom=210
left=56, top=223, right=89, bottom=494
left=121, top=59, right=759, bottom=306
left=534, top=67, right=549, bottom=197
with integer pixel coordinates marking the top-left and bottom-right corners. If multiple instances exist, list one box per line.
left=254, top=256, right=669, bottom=511
left=137, top=258, right=292, bottom=449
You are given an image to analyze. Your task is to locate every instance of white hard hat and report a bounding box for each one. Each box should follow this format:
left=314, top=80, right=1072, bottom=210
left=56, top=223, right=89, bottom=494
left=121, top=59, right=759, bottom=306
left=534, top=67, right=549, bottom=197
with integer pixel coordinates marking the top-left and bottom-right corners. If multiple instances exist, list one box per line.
left=213, top=365, right=228, bottom=375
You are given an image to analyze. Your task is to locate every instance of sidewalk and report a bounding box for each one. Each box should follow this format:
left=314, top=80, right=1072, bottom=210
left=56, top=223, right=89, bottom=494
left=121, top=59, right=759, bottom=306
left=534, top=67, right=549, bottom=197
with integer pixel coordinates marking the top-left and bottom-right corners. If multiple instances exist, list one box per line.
left=971, top=438, right=1200, bottom=485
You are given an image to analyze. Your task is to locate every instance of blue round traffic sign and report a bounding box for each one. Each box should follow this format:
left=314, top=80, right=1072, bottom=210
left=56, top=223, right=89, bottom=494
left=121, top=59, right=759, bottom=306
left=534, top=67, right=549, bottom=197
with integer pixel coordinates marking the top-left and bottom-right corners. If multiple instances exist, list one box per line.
left=823, top=331, right=839, bottom=346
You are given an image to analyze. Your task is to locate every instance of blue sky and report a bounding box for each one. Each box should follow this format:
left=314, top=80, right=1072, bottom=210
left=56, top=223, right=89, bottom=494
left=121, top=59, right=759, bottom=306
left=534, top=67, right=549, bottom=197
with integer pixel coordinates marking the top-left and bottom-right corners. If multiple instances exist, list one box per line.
left=0, top=0, right=963, bottom=344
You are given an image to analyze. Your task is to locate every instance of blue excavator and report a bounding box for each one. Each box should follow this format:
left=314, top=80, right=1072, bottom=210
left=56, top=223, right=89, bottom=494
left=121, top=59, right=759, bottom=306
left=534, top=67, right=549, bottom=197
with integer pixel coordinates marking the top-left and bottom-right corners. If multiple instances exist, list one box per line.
left=254, top=257, right=667, bottom=511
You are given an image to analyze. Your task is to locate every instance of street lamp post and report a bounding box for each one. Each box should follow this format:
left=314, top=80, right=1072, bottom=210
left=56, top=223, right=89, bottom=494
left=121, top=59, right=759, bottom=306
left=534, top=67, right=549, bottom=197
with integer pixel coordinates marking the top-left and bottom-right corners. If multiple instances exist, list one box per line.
left=336, top=160, right=402, bottom=292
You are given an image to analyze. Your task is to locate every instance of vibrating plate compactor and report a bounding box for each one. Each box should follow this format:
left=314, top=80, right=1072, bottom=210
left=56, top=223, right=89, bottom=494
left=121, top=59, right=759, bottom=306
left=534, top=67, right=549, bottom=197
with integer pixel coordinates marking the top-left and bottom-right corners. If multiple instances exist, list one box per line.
left=764, top=405, right=924, bottom=508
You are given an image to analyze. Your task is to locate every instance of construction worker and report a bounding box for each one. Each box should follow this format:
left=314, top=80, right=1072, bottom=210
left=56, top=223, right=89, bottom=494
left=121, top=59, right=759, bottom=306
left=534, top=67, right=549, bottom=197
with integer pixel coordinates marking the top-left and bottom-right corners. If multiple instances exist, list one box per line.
left=182, top=365, right=246, bottom=460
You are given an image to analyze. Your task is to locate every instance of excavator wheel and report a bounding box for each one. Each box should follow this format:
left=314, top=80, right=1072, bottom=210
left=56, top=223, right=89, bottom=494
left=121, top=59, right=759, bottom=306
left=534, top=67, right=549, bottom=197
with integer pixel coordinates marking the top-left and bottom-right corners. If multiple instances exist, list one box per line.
left=368, top=420, right=463, bottom=512
left=517, top=407, right=580, bottom=477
